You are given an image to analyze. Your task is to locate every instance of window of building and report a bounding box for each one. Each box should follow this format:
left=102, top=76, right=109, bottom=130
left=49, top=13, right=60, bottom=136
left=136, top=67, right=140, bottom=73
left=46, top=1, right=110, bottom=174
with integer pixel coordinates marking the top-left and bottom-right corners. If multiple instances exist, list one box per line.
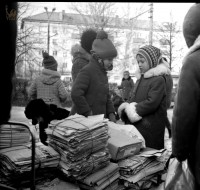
left=53, top=51, right=57, bottom=56
left=108, top=34, right=114, bottom=41
left=52, top=39, right=57, bottom=45
left=71, top=33, right=80, bottom=39
left=52, top=26, right=57, bottom=33
left=39, top=26, right=46, bottom=32
left=160, top=38, right=169, bottom=45
left=63, top=52, right=67, bottom=57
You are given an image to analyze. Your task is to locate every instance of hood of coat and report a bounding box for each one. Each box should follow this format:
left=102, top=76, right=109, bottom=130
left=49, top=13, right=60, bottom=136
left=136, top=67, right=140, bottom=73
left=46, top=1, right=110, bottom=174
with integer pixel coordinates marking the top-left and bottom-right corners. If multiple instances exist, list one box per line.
left=183, top=4, right=200, bottom=48
left=40, top=69, right=61, bottom=85
left=184, top=34, right=200, bottom=60
left=72, top=45, right=90, bottom=63
left=134, top=60, right=170, bottom=80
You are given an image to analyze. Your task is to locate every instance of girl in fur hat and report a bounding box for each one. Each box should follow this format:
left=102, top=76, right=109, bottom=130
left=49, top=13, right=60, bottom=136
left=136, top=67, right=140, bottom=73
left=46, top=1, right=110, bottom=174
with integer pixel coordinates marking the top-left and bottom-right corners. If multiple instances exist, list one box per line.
left=118, top=45, right=170, bottom=150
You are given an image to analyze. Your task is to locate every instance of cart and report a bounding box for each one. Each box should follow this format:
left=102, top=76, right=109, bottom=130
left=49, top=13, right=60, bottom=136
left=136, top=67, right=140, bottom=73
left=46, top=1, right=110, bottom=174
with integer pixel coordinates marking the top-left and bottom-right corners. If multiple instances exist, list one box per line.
left=0, top=121, right=36, bottom=190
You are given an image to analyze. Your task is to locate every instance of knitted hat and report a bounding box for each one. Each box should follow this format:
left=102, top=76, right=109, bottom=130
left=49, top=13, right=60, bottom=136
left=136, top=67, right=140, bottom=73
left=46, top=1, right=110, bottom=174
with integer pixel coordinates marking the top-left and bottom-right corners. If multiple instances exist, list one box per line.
left=136, top=45, right=161, bottom=68
left=80, top=28, right=97, bottom=54
left=183, top=3, right=200, bottom=48
left=42, top=51, right=58, bottom=71
left=92, top=30, right=117, bottom=59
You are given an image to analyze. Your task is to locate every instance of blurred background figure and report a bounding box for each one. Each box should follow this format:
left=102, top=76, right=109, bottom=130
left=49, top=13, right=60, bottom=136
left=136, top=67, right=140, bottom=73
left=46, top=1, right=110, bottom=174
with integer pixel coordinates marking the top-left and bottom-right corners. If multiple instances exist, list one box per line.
left=118, top=71, right=135, bottom=102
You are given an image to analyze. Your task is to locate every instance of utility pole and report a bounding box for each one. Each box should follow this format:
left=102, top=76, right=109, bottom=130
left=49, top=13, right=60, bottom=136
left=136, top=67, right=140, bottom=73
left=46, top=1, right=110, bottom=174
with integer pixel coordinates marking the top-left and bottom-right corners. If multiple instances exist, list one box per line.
left=44, top=7, right=56, bottom=54
left=149, top=3, right=153, bottom=45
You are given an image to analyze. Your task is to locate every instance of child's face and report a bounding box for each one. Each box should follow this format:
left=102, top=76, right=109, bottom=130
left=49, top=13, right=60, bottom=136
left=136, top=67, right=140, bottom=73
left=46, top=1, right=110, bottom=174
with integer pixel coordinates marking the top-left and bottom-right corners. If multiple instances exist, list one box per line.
left=136, top=54, right=150, bottom=74
left=103, top=58, right=114, bottom=71
left=124, top=72, right=129, bottom=79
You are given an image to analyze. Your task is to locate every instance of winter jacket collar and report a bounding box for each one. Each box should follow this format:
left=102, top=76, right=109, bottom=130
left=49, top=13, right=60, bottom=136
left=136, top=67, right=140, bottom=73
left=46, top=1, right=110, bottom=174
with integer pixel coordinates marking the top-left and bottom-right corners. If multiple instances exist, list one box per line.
left=90, top=57, right=107, bottom=74
left=144, top=60, right=171, bottom=78
left=72, top=45, right=90, bottom=63
left=41, top=69, right=61, bottom=85
left=135, top=61, right=171, bottom=80
left=184, top=34, right=200, bottom=58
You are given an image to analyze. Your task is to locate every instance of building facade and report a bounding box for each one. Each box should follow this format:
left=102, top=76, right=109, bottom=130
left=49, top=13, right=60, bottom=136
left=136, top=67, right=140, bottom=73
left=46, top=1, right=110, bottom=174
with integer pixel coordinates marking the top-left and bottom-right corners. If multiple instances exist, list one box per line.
left=21, top=10, right=185, bottom=80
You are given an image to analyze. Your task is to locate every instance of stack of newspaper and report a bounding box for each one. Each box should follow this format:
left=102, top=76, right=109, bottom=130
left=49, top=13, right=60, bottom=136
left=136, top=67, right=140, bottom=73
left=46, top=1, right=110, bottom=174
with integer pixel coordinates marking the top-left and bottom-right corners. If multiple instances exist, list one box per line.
left=78, top=162, right=121, bottom=190
left=46, top=114, right=111, bottom=180
left=0, top=123, right=30, bottom=149
left=0, top=142, right=60, bottom=187
left=118, top=148, right=170, bottom=189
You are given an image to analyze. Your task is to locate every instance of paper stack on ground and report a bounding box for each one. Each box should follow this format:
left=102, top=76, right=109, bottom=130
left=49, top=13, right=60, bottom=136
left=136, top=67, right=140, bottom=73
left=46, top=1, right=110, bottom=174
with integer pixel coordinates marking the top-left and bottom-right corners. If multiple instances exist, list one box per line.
left=46, top=114, right=111, bottom=180
left=0, top=123, right=30, bottom=149
left=0, top=142, right=60, bottom=188
left=118, top=148, right=170, bottom=189
left=79, top=162, right=121, bottom=190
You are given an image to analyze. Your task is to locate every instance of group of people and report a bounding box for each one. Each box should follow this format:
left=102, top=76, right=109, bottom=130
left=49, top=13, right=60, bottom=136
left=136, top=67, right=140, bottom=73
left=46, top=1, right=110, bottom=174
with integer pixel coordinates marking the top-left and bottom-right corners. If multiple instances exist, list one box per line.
left=23, top=3, right=200, bottom=189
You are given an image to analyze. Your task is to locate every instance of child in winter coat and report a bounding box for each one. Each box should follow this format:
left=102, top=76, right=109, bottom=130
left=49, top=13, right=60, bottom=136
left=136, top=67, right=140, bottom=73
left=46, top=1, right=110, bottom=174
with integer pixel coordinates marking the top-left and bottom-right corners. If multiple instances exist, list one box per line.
left=71, top=30, right=117, bottom=122
left=28, top=51, right=69, bottom=145
left=118, top=45, right=168, bottom=150
left=118, top=71, right=134, bottom=101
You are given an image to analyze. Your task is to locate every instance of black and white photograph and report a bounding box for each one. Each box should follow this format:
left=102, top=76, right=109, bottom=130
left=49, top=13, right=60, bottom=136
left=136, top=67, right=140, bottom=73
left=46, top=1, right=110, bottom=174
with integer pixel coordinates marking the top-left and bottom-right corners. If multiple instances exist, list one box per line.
left=0, top=2, right=198, bottom=190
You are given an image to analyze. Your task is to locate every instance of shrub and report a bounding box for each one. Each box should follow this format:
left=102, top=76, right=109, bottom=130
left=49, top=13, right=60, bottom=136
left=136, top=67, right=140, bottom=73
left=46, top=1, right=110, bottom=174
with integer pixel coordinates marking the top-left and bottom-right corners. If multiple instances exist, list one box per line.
left=12, top=78, right=29, bottom=106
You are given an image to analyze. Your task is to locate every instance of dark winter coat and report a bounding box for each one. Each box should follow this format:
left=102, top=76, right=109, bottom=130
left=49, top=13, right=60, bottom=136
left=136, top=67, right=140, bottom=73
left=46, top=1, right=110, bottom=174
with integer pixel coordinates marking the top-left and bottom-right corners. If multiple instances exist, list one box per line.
left=119, top=63, right=170, bottom=150
left=119, top=77, right=134, bottom=100
left=164, top=74, right=173, bottom=109
left=172, top=35, right=200, bottom=187
left=131, top=75, right=167, bottom=150
left=71, top=46, right=90, bottom=82
left=143, top=60, right=172, bottom=109
left=70, top=57, right=115, bottom=117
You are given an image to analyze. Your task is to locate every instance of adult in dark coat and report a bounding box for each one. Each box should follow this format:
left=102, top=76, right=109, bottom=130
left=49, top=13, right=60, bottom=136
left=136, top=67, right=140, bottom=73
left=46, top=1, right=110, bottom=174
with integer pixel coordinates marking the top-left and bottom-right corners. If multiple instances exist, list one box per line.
left=172, top=4, right=200, bottom=189
left=71, top=29, right=97, bottom=83
left=118, top=71, right=135, bottom=101
left=71, top=30, right=117, bottom=122
left=118, top=45, right=168, bottom=150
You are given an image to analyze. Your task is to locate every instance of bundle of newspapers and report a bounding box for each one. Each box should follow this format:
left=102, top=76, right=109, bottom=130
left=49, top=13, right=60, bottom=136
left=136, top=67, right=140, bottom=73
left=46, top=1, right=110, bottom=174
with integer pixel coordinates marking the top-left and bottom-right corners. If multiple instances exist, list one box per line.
left=0, top=123, right=30, bottom=149
left=0, top=142, right=60, bottom=187
left=118, top=148, right=170, bottom=189
left=46, top=114, right=111, bottom=180
left=79, top=162, right=122, bottom=190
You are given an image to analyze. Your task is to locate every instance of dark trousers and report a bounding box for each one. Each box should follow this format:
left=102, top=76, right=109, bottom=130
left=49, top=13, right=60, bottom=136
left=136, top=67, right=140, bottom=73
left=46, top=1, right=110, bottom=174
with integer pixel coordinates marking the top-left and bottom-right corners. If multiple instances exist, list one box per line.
left=165, top=116, right=171, bottom=138
left=39, top=121, right=48, bottom=145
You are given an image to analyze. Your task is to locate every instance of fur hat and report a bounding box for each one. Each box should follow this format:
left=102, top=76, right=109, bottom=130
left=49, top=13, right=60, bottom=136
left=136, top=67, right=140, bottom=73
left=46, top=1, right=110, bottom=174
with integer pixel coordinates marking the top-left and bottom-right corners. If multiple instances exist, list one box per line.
left=42, top=51, right=58, bottom=71
left=92, top=30, right=118, bottom=59
left=136, top=45, right=162, bottom=69
left=183, top=3, right=200, bottom=48
left=80, top=28, right=97, bottom=54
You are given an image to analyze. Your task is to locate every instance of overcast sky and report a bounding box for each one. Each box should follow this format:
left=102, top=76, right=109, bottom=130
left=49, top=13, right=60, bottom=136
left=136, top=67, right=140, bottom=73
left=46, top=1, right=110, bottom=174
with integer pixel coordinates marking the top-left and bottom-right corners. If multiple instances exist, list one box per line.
left=27, top=2, right=194, bottom=27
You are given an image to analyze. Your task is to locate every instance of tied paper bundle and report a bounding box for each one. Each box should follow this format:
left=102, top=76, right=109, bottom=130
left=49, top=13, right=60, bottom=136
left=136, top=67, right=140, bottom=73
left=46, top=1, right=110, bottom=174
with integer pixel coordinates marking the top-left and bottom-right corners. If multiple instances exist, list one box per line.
left=118, top=148, right=170, bottom=190
left=0, top=142, right=60, bottom=187
left=0, top=123, right=30, bottom=149
left=46, top=114, right=111, bottom=180
left=79, top=162, right=121, bottom=190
